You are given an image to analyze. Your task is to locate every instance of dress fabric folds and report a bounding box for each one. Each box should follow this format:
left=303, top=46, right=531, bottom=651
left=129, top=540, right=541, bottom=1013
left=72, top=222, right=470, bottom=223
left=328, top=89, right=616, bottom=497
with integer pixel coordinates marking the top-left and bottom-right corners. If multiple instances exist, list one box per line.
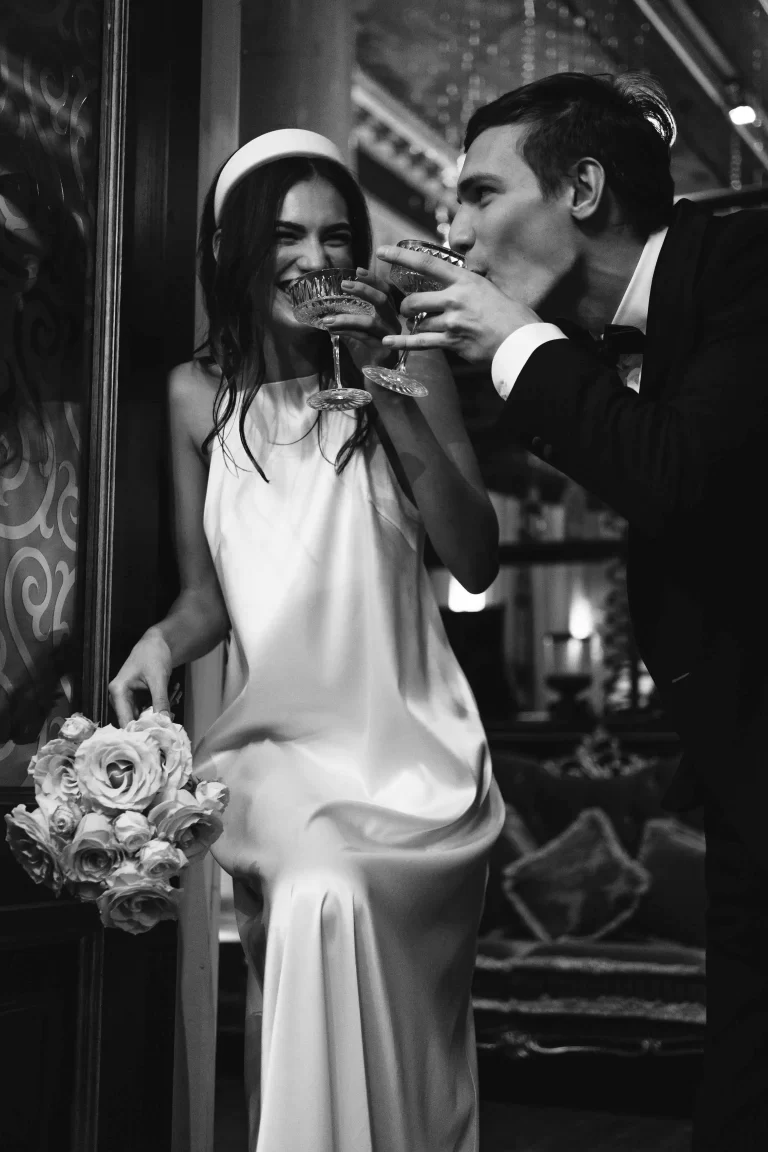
left=194, top=374, right=505, bottom=1152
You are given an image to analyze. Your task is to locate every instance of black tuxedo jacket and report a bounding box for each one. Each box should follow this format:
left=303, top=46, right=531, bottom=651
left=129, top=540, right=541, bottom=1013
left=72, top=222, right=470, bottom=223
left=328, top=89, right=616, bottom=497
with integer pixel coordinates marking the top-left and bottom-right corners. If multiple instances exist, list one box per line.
left=497, top=199, right=768, bottom=872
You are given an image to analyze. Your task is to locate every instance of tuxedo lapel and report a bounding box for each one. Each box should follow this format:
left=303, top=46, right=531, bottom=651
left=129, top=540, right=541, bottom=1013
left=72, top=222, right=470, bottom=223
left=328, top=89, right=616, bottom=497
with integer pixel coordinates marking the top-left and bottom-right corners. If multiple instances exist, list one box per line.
left=640, top=200, right=710, bottom=400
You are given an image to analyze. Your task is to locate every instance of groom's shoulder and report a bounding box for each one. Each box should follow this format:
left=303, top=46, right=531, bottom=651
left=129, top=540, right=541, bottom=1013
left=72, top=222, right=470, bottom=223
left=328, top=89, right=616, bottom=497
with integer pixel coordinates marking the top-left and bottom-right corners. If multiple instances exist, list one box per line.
left=688, top=206, right=768, bottom=310
left=699, top=206, right=768, bottom=273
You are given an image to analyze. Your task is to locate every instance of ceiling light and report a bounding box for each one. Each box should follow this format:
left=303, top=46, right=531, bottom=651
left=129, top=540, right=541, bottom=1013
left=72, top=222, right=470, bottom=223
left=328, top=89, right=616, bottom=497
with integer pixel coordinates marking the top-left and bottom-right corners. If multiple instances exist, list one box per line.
left=729, top=104, right=757, bottom=126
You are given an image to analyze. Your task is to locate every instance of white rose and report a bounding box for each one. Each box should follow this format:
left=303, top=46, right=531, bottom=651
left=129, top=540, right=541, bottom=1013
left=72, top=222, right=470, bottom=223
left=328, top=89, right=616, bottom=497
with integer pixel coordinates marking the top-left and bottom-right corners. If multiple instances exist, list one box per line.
left=138, top=839, right=188, bottom=883
left=194, top=780, right=229, bottom=814
left=149, top=791, right=223, bottom=861
left=112, top=811, right=155, bottom=853
left=29, top=738, right=81, bottom=816
left=126, top=710, right=193, bottom=791
left=61, top=812, right=124, bottom=899
left=97, top=869, right=181, bottom=935
left=107, top=861, right=146, bottom=888
left=49, top=802, right=85, bottom=842
left=4, top=805, right=63, bottom=893
left=74, top=726, right=165, bottom=814
left=59, top=713, right=99, bottom=745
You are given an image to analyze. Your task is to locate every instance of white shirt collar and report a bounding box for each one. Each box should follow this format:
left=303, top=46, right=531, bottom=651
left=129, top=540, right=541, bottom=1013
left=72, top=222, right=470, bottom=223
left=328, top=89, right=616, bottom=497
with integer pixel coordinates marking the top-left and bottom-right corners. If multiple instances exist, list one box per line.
left=611, top=227, right=668, bottom=333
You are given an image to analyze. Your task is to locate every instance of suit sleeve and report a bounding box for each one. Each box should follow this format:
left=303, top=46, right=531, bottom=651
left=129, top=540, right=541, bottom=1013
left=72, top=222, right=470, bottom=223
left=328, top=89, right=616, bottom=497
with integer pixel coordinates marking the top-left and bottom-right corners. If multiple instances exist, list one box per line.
left=495, top=226, right=768, bottom=539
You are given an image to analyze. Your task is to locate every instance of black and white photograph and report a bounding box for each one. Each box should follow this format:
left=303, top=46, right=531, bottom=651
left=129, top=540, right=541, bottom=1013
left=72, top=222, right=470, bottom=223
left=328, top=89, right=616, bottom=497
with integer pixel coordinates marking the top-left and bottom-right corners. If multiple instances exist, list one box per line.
left=1, top=2, right=767, bottom=1150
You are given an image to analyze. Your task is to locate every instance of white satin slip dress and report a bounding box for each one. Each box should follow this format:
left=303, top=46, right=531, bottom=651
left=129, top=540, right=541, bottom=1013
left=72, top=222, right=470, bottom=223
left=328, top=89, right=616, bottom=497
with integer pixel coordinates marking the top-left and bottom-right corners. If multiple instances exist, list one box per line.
left=194, top=373, right=505, bottom=1152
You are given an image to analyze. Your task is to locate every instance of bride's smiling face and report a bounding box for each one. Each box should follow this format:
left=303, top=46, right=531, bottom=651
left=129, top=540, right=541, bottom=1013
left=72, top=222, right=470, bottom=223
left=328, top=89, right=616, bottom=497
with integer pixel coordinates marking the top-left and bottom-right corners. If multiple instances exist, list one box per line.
left=270, top=176, right=355, bottom=332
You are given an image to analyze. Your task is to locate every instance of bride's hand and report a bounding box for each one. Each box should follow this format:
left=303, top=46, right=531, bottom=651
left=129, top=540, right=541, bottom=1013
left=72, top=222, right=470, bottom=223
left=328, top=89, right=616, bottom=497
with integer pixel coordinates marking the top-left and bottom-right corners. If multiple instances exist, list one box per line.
left=320, top=267, right=401, bottom=368
left=108, top=628, right=173, bottom=727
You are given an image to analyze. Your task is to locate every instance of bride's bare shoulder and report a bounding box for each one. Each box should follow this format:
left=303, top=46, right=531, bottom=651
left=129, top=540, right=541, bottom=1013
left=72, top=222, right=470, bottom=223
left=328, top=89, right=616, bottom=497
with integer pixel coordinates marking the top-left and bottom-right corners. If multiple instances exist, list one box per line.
left=168, top=358, right=221, bottom=454
left=168, top=357, right=220, bottom=405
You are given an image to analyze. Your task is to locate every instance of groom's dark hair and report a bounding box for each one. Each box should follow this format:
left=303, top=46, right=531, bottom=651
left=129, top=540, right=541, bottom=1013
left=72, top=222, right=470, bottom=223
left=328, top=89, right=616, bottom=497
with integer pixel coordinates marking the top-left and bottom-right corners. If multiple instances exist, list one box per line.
left=465, top=72, right=676, bottom=239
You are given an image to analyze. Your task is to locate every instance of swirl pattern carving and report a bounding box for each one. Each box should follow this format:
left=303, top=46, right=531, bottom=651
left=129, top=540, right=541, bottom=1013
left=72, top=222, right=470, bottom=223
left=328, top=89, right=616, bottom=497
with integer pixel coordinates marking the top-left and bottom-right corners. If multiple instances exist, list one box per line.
left=0, top=0, right=102, bottom=784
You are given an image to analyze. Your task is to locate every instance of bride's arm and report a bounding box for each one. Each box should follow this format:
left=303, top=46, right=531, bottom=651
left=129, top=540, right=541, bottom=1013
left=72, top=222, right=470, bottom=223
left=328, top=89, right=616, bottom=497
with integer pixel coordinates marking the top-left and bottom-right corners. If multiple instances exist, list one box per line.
left=370, top=348, right=499, bottom=593
left=331, top=272, right=499, bottom=593
left=109, top=364, right=230, bottom=725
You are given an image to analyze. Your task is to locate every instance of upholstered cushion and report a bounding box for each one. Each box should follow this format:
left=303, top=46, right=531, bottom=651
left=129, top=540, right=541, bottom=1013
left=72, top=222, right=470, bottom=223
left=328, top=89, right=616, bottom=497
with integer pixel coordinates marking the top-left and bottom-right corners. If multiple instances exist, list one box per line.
left=501, top=808, right=650, bottom=942
left=630, top=818, right=707, bottom=948
left=490, top=750, right=687, bottom=856
left=479, top=803, right=538, bottom=937
left=497, top=803, right=538, bottom=864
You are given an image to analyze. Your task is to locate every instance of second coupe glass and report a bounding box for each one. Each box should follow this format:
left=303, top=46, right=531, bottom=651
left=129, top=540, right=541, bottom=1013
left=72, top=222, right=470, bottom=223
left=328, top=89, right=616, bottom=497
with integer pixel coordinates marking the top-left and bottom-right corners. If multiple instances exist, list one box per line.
left=362, top=239, right=466, bottom=398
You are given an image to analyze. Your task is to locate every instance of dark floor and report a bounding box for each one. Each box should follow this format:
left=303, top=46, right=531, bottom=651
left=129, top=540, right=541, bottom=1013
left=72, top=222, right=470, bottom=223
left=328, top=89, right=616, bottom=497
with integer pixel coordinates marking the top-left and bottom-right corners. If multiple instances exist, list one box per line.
left=214, top=1040, right=696, bottom=1151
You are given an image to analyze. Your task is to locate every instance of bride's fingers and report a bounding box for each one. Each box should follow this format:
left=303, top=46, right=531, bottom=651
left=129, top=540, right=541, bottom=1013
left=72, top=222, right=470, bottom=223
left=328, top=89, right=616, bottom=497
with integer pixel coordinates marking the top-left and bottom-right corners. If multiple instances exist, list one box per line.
left=353, top=266, right=391, bottom=295
left=340, top=278, right=391, bottom=311
left=323, top=312, right=379, bottom=330
left=109, top=677, right=137, bottom=727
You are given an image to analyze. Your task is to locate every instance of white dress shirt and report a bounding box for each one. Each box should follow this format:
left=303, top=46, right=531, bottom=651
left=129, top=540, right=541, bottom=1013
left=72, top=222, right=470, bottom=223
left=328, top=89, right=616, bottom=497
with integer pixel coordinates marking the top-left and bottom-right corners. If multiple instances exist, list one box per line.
left=490, top=227, right=669, bottom=400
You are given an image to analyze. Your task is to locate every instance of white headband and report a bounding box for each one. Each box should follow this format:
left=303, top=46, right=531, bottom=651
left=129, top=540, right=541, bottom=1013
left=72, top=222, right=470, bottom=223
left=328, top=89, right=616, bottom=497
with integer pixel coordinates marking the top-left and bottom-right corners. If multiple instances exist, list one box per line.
left=213, top=129, right=347, bottom=225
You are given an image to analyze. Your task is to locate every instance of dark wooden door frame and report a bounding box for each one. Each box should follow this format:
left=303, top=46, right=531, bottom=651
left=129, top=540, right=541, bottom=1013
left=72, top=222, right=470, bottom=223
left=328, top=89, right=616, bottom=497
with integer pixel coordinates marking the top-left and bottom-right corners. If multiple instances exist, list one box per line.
left=1, top=2, right=206, bottom=1149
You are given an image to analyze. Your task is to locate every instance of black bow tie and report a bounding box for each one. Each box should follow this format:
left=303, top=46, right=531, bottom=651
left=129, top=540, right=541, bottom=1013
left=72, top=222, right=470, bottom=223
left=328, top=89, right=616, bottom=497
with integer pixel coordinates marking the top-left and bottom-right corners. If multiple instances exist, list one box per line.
left=556, top=319, right=645, bottom=367
left=600, top=324, right=645, bottom=358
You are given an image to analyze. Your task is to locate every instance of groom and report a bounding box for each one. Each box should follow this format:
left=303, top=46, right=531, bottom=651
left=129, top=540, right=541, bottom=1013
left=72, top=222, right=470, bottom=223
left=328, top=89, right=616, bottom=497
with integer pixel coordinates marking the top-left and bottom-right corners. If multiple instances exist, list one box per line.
left=378, top=71, right=768, bottom=1151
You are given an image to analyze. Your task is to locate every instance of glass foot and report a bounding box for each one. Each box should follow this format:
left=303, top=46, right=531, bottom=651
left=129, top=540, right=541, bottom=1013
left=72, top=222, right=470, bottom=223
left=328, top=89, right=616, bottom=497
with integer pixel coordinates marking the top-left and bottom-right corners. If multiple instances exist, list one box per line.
left=307, top=386, right=372, bottom=411
left=362, top=365, right=429, bottom=398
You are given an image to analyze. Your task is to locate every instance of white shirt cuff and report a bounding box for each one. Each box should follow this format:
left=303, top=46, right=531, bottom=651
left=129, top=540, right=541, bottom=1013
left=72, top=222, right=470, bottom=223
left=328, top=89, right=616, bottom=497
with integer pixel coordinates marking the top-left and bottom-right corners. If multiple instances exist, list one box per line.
left=491, top=323, right=568, bottom=400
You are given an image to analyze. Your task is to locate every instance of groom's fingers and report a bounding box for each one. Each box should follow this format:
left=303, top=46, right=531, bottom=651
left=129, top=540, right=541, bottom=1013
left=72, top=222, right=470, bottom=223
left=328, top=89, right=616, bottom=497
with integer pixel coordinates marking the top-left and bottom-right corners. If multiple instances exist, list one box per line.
left=398, top=289, right=452, bottom=318
left=382, top=330, right=455, bottom=351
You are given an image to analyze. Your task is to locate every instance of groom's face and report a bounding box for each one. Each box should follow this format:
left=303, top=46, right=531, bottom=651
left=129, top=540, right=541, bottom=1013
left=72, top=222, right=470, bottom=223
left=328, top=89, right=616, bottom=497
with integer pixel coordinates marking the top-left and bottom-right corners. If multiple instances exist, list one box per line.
left=450, top=124, right=578, bottom=311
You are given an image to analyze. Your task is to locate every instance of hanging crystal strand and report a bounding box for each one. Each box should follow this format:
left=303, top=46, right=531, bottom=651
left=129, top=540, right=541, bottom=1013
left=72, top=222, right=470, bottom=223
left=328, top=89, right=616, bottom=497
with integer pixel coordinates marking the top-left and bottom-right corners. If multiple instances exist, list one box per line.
left=730, top=131, right=743, bottom=191
left=630, top=15, right=650, bottom=74
left=521, top=0, right=537, bottom=86
left=462, top=6, right=484, bottom=132
left=572, top=6, right=588, bottom=74
left=544, top=0, right=557, bottom=72
left=752, top=4, right=764, bottom=186
left=604, top=0, right=619, bottom=59
left=583, top=6, right=597, bottom=71
left=556, top=2, right=571, bottom=73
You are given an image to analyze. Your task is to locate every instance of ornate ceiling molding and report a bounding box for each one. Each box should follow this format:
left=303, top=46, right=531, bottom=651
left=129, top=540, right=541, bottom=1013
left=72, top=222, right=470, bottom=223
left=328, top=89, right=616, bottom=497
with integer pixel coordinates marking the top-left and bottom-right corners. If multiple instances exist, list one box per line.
left=351, top=68, right=461, bottom=217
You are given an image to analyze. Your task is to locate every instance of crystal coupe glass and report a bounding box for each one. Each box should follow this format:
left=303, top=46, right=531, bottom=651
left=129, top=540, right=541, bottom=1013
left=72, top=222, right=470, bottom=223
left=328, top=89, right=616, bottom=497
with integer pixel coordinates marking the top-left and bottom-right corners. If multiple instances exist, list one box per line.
left=288, top=267, right=375, bottom=411
left=362, top=239, right=466, bottom=398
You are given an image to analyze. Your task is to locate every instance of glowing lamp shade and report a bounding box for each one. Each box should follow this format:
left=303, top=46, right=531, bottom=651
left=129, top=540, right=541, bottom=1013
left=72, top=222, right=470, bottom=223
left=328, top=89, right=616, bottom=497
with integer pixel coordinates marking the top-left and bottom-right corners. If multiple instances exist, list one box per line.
left=729, top=105, right=757, bottom=126
left=568, top=595, right=593, bottom=641
left=447, top=576, right=487, bottom=613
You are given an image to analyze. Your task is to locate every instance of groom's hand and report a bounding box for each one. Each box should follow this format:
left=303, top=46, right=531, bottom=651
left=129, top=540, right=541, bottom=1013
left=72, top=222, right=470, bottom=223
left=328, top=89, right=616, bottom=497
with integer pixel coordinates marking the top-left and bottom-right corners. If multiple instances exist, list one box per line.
left=376, top=244, right=541, bottom=365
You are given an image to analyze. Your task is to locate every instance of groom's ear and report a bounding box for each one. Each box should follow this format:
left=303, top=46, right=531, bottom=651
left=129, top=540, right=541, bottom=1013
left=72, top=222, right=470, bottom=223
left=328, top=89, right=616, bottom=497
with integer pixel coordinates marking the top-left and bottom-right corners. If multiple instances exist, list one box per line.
left=568, top=158, right=607, bottom=223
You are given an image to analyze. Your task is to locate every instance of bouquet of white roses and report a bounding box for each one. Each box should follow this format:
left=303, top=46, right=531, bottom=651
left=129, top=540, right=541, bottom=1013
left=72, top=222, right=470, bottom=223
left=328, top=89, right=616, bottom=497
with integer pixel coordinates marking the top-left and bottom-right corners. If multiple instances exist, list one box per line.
left=4, top=709, right=229, bottom=935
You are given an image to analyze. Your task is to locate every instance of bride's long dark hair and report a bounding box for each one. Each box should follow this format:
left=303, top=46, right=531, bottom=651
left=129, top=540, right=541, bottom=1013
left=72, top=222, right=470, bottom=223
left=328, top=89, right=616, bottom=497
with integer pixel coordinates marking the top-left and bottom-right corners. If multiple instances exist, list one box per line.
left=197, top=154, right=375, bottom=480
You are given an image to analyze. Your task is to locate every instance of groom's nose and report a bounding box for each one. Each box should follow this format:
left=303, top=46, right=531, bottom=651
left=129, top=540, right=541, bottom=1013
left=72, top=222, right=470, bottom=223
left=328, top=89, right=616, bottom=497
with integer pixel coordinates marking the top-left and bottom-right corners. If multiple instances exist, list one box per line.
left=448, top=207, right=474, bottom=256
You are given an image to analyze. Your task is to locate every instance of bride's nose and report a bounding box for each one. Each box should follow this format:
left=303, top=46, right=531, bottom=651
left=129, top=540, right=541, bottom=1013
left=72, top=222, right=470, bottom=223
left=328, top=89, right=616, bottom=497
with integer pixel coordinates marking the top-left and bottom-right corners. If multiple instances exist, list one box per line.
left=295, top=235, right=329, bottom=272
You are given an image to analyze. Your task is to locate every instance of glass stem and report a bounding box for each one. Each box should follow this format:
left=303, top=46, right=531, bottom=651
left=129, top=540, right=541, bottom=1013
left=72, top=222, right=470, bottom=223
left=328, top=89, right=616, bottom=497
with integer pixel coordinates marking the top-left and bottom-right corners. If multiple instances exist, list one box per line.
left=397, top=313, right=424, bottom=373
left=330, top=332, right=343, bottom=390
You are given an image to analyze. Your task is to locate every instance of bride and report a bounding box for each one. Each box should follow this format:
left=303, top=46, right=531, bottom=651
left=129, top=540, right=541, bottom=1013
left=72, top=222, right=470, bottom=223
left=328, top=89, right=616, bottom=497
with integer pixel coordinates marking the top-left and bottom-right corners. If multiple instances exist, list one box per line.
left=109, top=128, right=505, bottom=1152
